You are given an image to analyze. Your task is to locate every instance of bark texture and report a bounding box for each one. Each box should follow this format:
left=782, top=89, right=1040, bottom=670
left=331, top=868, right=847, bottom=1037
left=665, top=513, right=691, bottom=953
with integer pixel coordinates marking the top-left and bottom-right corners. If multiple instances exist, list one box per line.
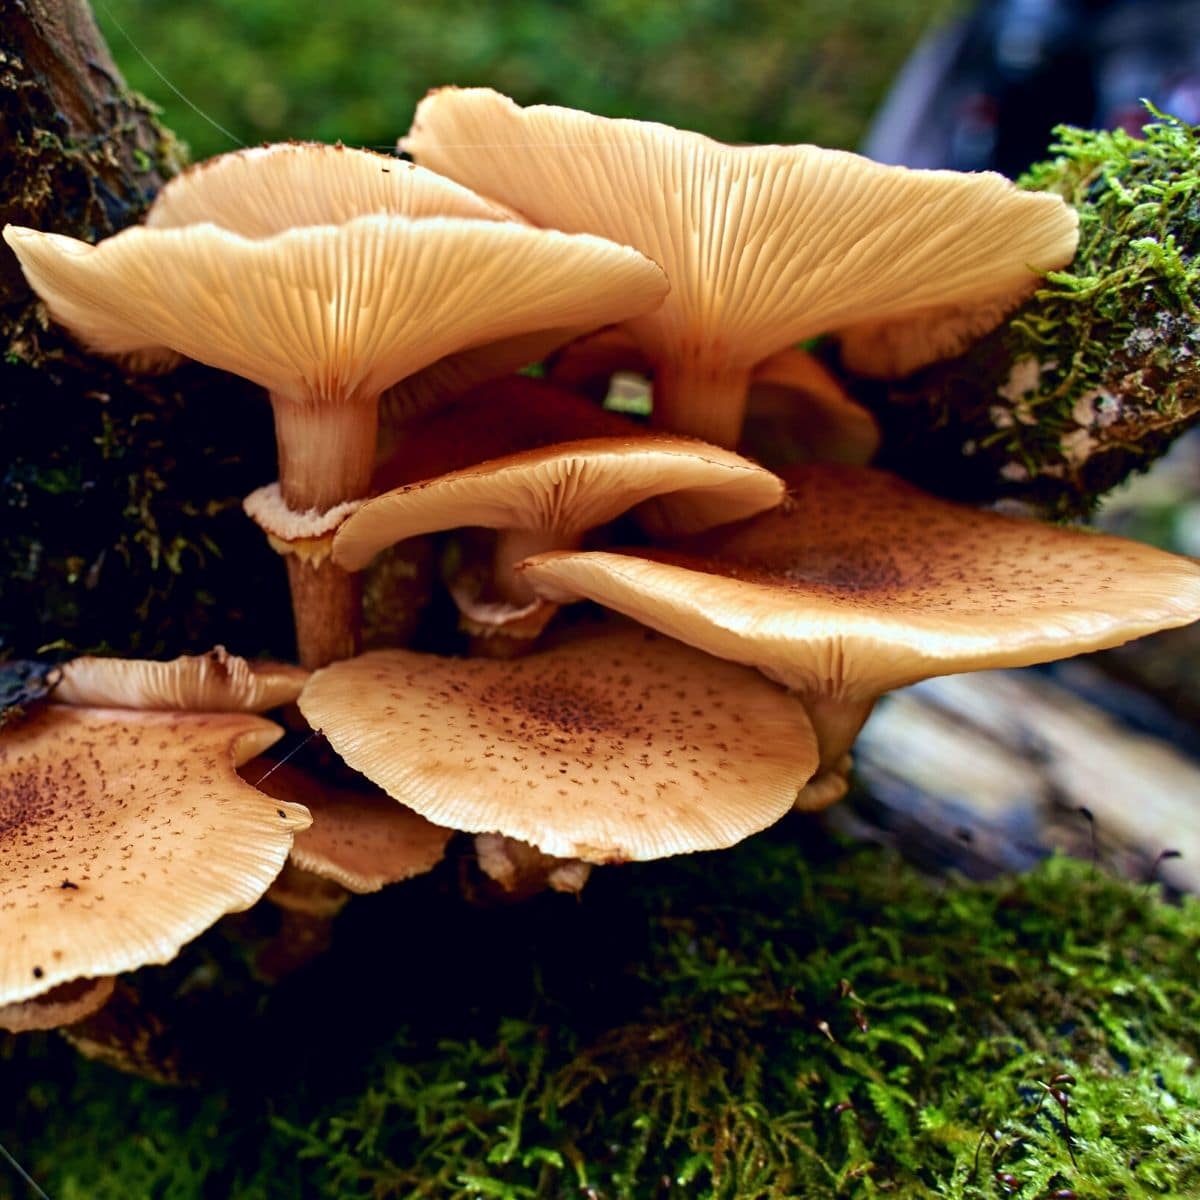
left=1, top=0, right=287, bottom=661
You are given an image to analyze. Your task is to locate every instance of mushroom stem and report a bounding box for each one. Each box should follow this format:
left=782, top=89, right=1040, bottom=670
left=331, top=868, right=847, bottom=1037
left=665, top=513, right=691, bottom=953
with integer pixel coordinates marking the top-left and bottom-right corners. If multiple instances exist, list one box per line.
left=271, top=394, right=379, bottom=513
left=286, top=556, right=364, bottom=669
left=651, top=358, right=753, bottom=448
left=493, top=527, right=578, bottom=606
left=270, top=394, right=379, bottom=668
left=798, top=692, right=878, bottom=774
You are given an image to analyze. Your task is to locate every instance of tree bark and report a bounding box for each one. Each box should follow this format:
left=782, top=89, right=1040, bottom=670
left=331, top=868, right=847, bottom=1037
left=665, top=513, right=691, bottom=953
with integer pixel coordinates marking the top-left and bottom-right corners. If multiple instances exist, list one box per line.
left=0, top=0, right=287, bottom=662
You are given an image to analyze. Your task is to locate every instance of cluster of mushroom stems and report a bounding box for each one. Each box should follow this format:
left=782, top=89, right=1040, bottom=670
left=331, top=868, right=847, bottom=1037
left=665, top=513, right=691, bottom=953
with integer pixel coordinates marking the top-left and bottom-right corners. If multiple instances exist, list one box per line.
left=6, top=87, right=1200, bottom=1043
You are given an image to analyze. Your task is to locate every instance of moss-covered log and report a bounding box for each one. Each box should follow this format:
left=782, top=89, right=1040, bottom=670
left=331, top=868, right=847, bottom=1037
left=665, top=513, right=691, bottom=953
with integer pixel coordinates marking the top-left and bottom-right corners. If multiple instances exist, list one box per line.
left=0, top=0, right=287, bottom=661
left=875, top=111, right=1200, bottom=518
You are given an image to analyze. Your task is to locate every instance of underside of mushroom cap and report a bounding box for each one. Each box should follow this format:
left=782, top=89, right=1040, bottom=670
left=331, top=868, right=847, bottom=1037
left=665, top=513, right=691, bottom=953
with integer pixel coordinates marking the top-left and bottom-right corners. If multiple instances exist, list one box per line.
left=146, top=141, right=514, bottom=236
left=0, top=706, right=310, bottom=1006
left=0, top=975, right=115, bottom=1033
left=404, top=88, right=1078, bottom=383
left=54, top=647, right=308, bottom=712
left=519, top=464, right=1200, bottom=700
left=243, top=760, right=452, bottom=892
left=298, top=626, right=817, bottom=862
left=3, top=216, right=668, bottom=407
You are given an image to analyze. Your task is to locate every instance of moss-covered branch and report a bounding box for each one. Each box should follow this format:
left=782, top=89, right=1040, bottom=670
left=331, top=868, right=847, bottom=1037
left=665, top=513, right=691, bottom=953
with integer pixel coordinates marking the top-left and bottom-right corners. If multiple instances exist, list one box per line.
left=876, top=110, right=1200, bottom=517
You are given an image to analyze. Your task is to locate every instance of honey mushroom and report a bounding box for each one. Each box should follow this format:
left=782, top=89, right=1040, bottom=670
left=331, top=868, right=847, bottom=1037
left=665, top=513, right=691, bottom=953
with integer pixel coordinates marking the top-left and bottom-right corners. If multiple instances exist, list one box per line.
left=404, top=87, right=1077, bottom=447
left=332, top=375, right=784, bottom=649
left=5, top=142, right=668, bottom=667
left=298, top=625, right=819, bottom=863
left=519, top=464, right=1200, bottom=804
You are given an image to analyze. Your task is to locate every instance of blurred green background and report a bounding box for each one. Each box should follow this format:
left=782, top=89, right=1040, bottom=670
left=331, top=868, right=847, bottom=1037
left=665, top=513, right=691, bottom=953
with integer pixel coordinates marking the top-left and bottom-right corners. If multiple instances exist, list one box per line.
left=95, top=0, right=960, bottom=161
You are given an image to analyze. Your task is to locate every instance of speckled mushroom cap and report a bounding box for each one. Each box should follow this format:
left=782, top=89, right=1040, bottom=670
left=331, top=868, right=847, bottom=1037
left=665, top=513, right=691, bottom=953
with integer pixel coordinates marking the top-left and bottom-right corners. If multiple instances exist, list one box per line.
left=403, top=88, right=1077, bottom=441
left=0, top=707, right=310, bottom=1007
left=2, top=217, right=668, bottom=412
left=242, top=760, right=452, bottom=892
left=0, top=975, right=116, bottom=1034
left=145, top=141, right=513, bottom=236
left=298, top=627, right=817, bottom=862
left=54, top=647, right=308, bottom=712
left=520, top=464, right=1200, bottom=778
left=520, top=464, right=1200, bottom=698
left=333, top=377, right=784, bottom=570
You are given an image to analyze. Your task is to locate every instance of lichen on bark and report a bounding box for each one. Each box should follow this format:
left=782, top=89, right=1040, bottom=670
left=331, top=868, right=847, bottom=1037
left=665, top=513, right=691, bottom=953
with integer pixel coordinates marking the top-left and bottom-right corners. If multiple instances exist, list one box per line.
left=877, top=109, right=1200, bottom=517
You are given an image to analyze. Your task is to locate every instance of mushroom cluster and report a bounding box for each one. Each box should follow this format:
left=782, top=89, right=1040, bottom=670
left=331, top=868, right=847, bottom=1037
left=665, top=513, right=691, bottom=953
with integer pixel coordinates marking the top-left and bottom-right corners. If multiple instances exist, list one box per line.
left=5, top=89, right=1200, bottom=1035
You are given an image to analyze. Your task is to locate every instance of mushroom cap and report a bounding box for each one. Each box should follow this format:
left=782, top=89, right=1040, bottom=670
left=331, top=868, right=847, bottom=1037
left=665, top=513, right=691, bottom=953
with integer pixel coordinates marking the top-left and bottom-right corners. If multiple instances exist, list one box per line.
left=243, top=760, right=452, bottom=892
left=297, top=626, right=817, bottom=862
left=54, top=647, right=308, bottom=712
left=519, top=464, right=1200, bottom=701
left=3, top=216, right=667, bottom=407
left=146, top=141, right=513, bottom=236
left=0, top=975, right=115, bottom=1033
left=334, top=377, right=784, bottom=570
left=403, top=88, right=1078, bottom=376
left=0, top=706, right=310, bottom=1006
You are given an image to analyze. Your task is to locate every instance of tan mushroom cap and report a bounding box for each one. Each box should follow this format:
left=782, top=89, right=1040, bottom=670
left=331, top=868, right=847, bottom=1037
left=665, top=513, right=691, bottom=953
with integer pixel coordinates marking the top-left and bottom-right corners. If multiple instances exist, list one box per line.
left=0, top=706, right=310, bottom=1006
left=404, top=87, right=1077, bottom=441
left=242, top=759, right=452, bottom=892
left=522, top=464, right=1200, bottom=692
left=54, top=647, right=308, bottom=712
left=146, top=140, right=513, bottom=236
left=2, top=216, right=667, bottom=410
left=298, top=627, right=818, bottom=862
left=334, top=377, right=784, bottom=571
left=520, top=464, right=1200, bottom=764
left=0, top=975, right=116, bottom=1034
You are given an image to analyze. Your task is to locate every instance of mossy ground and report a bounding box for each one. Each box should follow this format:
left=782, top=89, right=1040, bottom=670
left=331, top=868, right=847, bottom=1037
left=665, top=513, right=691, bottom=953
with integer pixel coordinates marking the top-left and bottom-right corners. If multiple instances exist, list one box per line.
left=4, top=825, right=1198, bottom=1199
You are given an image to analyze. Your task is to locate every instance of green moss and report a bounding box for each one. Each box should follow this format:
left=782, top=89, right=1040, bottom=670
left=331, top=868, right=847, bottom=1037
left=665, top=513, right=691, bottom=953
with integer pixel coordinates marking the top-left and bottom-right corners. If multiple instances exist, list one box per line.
left=883, top=110, right=1200, bottom=516
left=4, top=832, right=1199, bottom=1198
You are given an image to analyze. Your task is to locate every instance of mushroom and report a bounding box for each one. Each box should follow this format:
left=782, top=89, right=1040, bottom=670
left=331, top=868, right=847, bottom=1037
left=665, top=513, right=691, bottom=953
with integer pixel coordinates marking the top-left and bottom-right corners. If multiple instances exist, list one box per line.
left=5, top=147, right=668, bottom=667
left=0, top=704, right=310, bottom=1009
left=403, top=87, right=1078, bottom=446
left=331, top=375, right=785, bottom=645
left=298, top=625, right=818, bottom=862
left=472, top=834, right=592, bottom=901
left=54, top=646, right=307, bottom=712
left=519, top=464, right=1200, bottom=801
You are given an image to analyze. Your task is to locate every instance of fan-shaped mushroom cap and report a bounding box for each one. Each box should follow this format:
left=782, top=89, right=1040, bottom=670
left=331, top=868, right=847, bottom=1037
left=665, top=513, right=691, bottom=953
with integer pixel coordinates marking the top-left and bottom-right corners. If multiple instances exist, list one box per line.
left=520, top=464, right=1200, bottom=770
left=0, top=975, right=115, bottom=1033
left=54, top=647, right=307, bottom=712
left=404, top=87, right=1077, bottom=444
left=298, top=627, right=817, bottom=862
left=333, top=376, right=784, bottom=573
left=243, top=760, right=452, bottom=892
left=146, top=141, right=512, bottom=236
left=2, top=218, right=667, bottom=419
left=0, top=707, right=310, bottom=1007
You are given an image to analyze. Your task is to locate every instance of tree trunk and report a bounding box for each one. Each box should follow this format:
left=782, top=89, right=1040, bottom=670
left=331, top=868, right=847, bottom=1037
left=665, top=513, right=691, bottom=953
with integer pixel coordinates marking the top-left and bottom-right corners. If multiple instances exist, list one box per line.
left=0, top=0, right=288, bottom=662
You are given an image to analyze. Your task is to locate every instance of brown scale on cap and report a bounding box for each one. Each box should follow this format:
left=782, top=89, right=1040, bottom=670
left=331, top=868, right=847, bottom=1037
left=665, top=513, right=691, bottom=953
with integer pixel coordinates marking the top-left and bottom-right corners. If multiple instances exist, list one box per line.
left=298, top=626, right=817, bottom=862
left=0, top=707, right=310, bottom=1008
left=520, top=464, right=1200, bottom=796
